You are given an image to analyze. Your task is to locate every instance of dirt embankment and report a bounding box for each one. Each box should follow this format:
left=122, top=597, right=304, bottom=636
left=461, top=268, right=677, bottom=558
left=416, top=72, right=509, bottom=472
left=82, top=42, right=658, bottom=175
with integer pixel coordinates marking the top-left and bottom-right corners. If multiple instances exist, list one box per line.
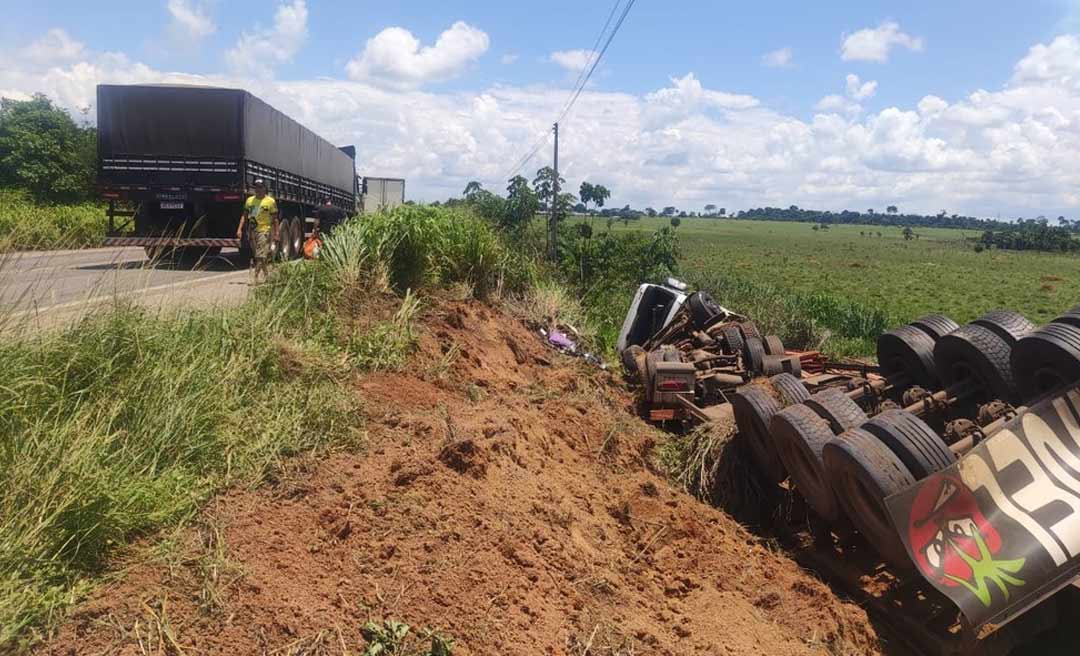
left=42, top=299, right=882, bottom=655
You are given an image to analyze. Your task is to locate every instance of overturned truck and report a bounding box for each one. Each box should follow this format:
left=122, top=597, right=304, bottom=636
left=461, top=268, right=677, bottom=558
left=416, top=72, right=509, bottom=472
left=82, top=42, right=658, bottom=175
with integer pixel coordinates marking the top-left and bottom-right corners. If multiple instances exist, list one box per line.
left=621, top=282, right=1080, bottom=654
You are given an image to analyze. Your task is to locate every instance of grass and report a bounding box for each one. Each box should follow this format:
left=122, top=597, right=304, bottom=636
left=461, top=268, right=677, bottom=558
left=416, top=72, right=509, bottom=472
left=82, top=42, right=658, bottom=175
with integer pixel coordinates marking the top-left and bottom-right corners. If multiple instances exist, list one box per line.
left=0, top=204, right=532, bottom=650
left=0, top=188, right=108, bottom=252
left=602, top=217, right=1080, bottom=355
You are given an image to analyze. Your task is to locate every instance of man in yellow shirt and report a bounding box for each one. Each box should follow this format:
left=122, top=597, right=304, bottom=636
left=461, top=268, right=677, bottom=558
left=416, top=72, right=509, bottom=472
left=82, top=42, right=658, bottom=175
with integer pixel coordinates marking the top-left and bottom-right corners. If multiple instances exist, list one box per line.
left=236, top=179, right=279, bottom=283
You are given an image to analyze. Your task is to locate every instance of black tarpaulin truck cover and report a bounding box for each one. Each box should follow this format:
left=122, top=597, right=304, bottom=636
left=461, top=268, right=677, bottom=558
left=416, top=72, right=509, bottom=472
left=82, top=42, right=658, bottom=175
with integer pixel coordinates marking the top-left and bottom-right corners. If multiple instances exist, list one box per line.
left=97, top=84, right=355, bottom=193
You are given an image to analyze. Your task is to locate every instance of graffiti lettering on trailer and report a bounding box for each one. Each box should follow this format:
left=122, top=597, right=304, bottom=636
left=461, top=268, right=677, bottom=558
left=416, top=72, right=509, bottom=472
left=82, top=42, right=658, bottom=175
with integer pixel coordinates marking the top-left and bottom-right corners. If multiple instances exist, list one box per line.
left=886, top=386, right=1080, bottom=630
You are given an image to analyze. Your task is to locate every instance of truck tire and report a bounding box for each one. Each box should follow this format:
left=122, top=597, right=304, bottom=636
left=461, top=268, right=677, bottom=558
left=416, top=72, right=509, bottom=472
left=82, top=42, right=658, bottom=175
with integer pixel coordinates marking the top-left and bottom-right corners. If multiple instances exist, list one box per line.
left=722, top=326, right=744, bottom=356
left=742, top=336, right=766, bottom=375
left=688, top=292, right=724, bottom=329
left=770, top=373, right=811, bottom=405
left=877, top=326, right=938, bottom=388
left=621, top=345, right=645, bottom=376
left=910, top=314, right=960, bottom=341
left=781, top=355, right=803, bottom=378
left=1052, top=307, right=1080, bottom=330
left=823, top=428, right=917, bottom=569
left=861, top=410, right=955, bottom=479
left=770, top=404, right=843, bottom=521
left=739, top=321, right=763, bottom=341
left=762, top=355, right=785, bottom=376
left=278, top=226, right=295, bottom=261
left=763, top=335, right=785, bottom=356
left=289, top=217, right=304, bottom=259
left=731, top=387, right=786, bottom=484
left=934, top=323, right=1018, bottom=404
left=972, top=310, right=1035, bottom=346
left=1011, top=322, right=1080, bottom=402
left=803, top=388, right=868, bottom=434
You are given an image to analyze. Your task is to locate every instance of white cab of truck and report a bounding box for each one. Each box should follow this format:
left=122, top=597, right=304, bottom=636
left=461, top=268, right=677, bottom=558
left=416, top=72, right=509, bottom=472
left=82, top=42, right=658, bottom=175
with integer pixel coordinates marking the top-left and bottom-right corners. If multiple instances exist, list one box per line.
left=616, top=278, right=689, bottom=353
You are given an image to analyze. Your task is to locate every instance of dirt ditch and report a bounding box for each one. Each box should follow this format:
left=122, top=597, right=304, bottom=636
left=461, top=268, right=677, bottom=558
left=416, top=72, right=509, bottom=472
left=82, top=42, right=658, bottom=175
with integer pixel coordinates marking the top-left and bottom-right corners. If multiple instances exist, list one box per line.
left=41, top=299, right=883, bottom=655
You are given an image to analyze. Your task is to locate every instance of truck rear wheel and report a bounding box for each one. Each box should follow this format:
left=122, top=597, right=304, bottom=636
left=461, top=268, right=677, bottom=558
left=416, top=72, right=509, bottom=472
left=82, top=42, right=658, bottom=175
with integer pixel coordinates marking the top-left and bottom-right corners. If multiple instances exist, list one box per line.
left=770, top=404, right=843, bottom=521
left=278, top=226, right=295, bottom=261
left=823, top=428, right=917, bottom=569
left=731, top=387, right=786, bottom=484
left=289, top=217, right=304, bottom=259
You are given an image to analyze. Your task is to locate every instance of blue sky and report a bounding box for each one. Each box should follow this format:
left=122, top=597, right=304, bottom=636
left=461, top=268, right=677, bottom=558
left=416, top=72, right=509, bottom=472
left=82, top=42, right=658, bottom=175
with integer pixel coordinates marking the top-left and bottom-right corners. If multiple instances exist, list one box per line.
left=4, top=1, right=1080, bottom=216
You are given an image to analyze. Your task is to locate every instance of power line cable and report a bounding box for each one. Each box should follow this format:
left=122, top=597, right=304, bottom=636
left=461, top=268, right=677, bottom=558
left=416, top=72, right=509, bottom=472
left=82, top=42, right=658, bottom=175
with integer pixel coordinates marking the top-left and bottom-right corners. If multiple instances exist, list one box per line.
left=555, top=0, right=637, bottom=126
left=502, top=0, right=635, bottom=181
left=555, top=0, right=624, bottom=121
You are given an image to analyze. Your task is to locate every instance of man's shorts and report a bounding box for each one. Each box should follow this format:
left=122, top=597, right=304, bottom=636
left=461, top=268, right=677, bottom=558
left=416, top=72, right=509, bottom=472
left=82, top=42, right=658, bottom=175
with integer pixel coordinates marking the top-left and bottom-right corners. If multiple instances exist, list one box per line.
left=252, top=231, right=272, bottom=261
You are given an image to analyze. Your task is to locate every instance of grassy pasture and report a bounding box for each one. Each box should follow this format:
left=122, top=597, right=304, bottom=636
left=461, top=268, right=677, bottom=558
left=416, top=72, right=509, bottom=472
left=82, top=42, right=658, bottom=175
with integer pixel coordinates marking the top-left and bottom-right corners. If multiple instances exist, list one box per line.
left=611, top=216, right=1080, bottom=327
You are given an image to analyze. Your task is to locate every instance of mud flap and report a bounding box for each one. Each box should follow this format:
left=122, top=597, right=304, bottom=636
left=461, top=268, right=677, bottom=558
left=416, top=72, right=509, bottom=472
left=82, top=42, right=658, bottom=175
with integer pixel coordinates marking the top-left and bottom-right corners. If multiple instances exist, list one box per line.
left=885, top=385, right=1080, bottom=631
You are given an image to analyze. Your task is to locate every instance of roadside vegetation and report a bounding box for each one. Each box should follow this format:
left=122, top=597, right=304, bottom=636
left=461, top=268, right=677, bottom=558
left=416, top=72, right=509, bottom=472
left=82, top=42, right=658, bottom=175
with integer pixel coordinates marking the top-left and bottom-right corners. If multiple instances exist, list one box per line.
left=0, top=95, right=102, bottom=251
left=0, top=188, right=105, bottom=251
left=0, top=199, right=678, bottom=649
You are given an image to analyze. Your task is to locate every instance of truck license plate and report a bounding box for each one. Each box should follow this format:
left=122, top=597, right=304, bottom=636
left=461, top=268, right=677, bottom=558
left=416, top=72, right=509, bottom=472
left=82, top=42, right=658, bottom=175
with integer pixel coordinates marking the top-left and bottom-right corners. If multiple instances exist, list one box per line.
left=160, top=201, right=184, bottom=210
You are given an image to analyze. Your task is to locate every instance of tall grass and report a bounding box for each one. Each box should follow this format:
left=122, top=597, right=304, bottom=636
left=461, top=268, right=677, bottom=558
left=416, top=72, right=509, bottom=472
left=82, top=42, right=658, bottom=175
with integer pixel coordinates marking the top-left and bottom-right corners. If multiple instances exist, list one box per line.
left=322, top=205, right=534, bottom=299
left=0, top=188, right=108, bottom=252
left=689, top=270, right=893, bottom=357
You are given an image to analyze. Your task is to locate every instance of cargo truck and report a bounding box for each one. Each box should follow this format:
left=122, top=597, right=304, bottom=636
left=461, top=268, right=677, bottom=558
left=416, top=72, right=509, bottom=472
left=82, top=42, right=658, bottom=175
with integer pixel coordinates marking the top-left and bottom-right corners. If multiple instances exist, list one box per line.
left=360, top=177, right=405, bottom=214
left=96, top=84, right=359, bottom=261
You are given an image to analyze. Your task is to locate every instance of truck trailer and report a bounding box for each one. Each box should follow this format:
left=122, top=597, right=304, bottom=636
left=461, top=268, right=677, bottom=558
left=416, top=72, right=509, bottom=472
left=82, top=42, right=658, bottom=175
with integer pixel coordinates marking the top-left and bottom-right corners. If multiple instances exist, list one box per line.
left=96, top=84, right=359, bottom=261
left=360, top=177, right=405, bottom=214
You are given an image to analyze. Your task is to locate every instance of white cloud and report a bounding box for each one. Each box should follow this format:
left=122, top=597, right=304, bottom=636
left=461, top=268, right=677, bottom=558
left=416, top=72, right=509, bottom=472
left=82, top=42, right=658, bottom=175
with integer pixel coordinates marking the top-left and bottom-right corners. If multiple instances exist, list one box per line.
left=842, top=21, right=924, bottom=62
left=167, top=0, right=215, bottom=41
left=550, top=49, right=596, bottom=74
left=845, top=73, right=877, bottom=100
left=6, top=28, right=1080, bottom=218
left=500, top=53, right=518, bottom=65
left=225, top=0, right=308, bottom=78
left=815, top=94, right=861, bottom=116
left=25, top=29, right=85, bottom=66
left=761, top=47, right=793, bottom=68
left=346, top=21, right=489, bottom=88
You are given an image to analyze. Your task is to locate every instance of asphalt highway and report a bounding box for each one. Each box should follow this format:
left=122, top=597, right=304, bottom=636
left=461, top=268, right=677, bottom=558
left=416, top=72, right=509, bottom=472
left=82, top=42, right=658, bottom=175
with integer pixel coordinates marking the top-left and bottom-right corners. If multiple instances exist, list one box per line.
left=0, top=247, right=253, bottom=329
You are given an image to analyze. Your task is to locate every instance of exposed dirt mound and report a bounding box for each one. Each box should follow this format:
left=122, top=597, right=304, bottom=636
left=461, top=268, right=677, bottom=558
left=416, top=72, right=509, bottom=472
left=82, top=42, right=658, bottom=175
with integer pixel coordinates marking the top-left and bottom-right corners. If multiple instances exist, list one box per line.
left=41, top=299, right=882, bottom=655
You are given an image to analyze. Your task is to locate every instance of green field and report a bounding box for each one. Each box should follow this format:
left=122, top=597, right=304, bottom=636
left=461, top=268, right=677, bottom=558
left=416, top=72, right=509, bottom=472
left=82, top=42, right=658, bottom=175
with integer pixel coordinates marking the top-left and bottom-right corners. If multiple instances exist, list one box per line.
left=614, top=217, right=1079, bottom=325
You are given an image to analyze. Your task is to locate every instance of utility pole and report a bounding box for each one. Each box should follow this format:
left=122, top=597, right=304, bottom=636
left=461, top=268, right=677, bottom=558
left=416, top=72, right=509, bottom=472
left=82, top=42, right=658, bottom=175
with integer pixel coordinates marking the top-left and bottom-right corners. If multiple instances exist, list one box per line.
left=548, top=122, right=559, bottom=261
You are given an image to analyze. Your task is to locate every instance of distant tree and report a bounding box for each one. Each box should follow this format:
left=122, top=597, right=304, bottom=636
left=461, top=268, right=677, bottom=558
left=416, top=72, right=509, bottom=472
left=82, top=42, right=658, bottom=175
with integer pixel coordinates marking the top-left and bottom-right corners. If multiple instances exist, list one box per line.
left=860, top=231, right=865, bottom=237
left=719, top=208, right=726, bottom=216
left=503, top=175, right=539, bottom=235
left=0, top=94, right=96, bottom=201
left=645, top=207, right=657, bottom=217
left=573, top=202, right=586, bottom=213
left=812, top=225, right=820, bottom=231
left=578, top=181, right=594, bottom=208
left=670, top=216, right=681, bottom=228
left=1059, top=216, right=1068, bottom=226
left=662, top=206, right=677, bottom=217
left=704, top=204, right=717, bottom=215
left=886, top=205, right=898, bottom=214
left=867, top=208, right=875, bottom=215
left=678, top=210, right=687, bottom=218
left=463, top=180, right=484, bottom=200
left=902, top=226, right=914, bottom=240
left=591, top=184, right=611, bottom=211
left=533, top=166, right=565, bottom=210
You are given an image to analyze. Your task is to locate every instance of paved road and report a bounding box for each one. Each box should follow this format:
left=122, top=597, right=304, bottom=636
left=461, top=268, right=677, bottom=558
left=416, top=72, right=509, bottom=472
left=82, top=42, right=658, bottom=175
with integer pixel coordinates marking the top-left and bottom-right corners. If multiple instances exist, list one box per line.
left=0, top=247, right=253, bottom=329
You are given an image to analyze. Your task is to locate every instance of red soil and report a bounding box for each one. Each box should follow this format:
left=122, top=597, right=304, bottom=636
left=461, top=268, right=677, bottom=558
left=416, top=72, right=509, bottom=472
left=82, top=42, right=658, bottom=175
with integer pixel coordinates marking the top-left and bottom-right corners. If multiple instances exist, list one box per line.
left=41, top=299, right=882, bottom=656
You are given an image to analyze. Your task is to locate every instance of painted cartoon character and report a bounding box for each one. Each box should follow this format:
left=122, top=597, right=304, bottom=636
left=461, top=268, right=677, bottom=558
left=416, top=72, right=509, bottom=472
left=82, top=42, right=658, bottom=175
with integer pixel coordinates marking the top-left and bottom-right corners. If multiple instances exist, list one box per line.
left=907, top=474, right=1026, bottom=607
